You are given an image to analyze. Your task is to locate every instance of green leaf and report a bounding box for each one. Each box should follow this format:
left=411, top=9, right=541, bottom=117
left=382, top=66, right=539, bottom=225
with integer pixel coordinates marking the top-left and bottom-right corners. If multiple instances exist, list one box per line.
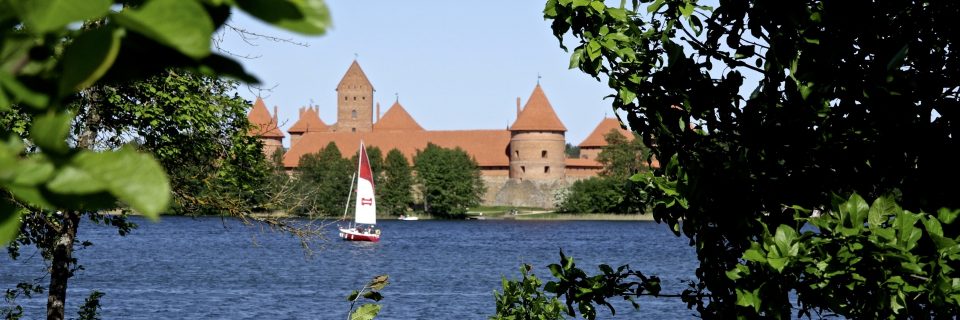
left=0, top=197, right=25, bottom=245
left=349, top=304, right=381, bottom=320
left=743, top=248, right=766, bottom=263
left=362, top=291, right=383, bottom=302
left=30, top=111, right=73, bottom=155
left=47, top=166, right=108, bottom=194
left=767, top=257, right=788, bottom=273
left=196, top=54, right=259, bottom=84
left=868, top=196, right=898, bottom=227
left=590, top=1, right=606, bottom=13
left=367, top=275, right=389, bottom=290
left=922, top=216, right=943, bottom=238
left=236, top=0, right=331, bottom=35
left=113, top=0, right=214, bottom=59
left=346, top=290, right=359, bottom=301
left=937, top=208, right=959, bottom=224
left=10, top=0, right=112, bottom=33
left=0, top=72, right=50, bottom=109
left=7, top=157, right=55, bottom=186
left=569, top=47, right=584, bottom=69
left=70, top=147, right=171, bottom=219
left=59, top=26, right=125, bottom=95
left=735, top=288, right=761, bottom=312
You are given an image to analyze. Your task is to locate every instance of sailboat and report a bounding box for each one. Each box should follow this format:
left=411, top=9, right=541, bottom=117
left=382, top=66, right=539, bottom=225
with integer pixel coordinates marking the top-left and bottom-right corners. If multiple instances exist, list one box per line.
left=338, top=142, right=381, bottom=242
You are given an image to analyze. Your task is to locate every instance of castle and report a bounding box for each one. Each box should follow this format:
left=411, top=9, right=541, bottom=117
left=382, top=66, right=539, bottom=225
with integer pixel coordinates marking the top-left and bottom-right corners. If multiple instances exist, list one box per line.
left=247, top=61, right=633, bottom=208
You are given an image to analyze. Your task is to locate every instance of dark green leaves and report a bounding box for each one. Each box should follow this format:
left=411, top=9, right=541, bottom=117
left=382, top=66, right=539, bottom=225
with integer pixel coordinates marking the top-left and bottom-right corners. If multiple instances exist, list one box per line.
left=9, top=0, right=112, bottom=33
left=59, top=26, right=125, bottom=95
left=236, top=0, right=331, bottom=35
left=71, top=148, right=171, bottom=219
left=0, top=197, right=24, bottom=244
left=30, top=111, right=73, bottom=155
left=114, top=0, right=214, bottom=59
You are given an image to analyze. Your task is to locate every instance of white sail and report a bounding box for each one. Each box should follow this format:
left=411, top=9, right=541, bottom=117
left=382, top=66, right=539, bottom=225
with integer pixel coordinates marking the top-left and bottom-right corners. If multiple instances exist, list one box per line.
left=354, top=142, right=377, bottom=225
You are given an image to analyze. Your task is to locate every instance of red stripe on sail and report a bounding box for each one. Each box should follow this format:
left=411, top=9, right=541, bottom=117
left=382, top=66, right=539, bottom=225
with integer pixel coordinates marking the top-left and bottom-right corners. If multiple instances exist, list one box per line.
left=359, top=142, right=374, bottom=188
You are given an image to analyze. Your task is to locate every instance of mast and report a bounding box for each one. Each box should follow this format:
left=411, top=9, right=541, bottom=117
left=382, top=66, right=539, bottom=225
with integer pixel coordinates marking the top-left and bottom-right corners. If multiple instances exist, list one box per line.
left=341, top=172, right=357, bottom=223
left=354, top=141, right=377, bottom=225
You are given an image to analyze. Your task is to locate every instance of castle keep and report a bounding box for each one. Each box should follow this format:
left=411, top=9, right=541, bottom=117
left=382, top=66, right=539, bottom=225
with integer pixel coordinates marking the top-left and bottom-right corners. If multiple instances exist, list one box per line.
left=247, top=61, right=632, bottom=208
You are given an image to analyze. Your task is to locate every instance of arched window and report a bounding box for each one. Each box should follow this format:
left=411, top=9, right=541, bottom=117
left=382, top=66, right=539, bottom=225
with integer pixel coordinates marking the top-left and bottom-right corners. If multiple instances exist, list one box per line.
left=352, top=110, right=357, bottom=119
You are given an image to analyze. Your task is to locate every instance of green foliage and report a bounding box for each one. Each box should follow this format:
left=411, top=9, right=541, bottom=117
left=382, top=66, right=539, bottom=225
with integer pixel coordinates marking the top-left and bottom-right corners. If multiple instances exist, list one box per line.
left=557, top=132, right=649, bottom=214
left=728, top=194, right=960, bottom=318
left=493, top=251, right=662, bottom=320
left=546, top=0, right=960, bottom=316
left=76, top=291, right=104, bottom=320
left=379, top=149, right=413, bottom=216
left=596, top=130, right=648, bottom=180
left=491, top=264, right=565, bottom=320
left=563, top=143, right=579, bottom=159
left=413, top=143, right=485, bottom=218
left=0, top=1, right=330, bottom=319
left=346, top=275, right=389, bottom=320
left=295, top=142, right=353, bottom=216
left=1, top=282, right=43, bottom=320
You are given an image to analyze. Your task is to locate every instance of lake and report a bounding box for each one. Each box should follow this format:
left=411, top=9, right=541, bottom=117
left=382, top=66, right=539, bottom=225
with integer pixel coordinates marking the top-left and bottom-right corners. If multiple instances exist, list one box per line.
left=1, top=217, right=699, bottom=319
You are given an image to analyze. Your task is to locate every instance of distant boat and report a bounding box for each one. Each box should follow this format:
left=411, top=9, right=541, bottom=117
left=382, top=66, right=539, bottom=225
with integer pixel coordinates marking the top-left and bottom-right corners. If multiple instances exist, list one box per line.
left=339, top=142, right=380, bottom=242
left=398, top=215, right=419, bottom=221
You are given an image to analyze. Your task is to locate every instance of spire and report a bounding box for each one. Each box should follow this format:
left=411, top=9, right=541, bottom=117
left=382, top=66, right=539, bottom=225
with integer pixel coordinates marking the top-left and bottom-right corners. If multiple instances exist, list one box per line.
left=336, top=60, right=374, bottom=91
left=509, top=84, right=567, bottom=132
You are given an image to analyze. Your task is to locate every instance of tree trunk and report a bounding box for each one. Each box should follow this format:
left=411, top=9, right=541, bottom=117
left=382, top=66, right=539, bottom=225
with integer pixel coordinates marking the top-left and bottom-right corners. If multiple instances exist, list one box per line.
left=46, top=88, right=101, bottom=320
left=46, top=210, right=80, bottom=320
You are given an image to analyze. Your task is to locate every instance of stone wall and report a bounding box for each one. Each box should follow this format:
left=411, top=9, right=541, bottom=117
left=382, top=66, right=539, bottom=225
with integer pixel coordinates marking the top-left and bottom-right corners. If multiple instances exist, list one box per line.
left=481, top=176, right=570, bottom=209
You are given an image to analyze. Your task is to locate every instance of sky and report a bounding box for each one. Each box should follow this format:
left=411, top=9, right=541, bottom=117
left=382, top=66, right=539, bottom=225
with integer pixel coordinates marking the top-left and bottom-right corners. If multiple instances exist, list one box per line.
left=217, top=1, right=618, bottom=146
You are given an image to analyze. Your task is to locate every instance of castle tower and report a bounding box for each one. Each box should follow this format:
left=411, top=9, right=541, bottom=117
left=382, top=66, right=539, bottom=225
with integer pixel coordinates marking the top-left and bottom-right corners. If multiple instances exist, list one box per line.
left=335, top=60, right=374, bottom=133
left=579, top=117, right=634, bottom=160
left=508, top=84, right=567, bottom=181
left=372, top=101, right=424, bottom=132
left=288, top=106, right=328, bottom=147
left=247, top=97, right=285, bottom=157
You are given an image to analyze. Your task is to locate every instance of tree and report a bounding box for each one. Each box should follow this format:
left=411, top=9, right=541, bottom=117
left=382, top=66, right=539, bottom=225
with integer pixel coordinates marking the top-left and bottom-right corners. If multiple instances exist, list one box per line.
left=379, top=149, right=413, bottom=216
left=595, top=130, right=648, bottom=180
left=413, top=143, right=485, bottom=218
left=0, top=1, right=330, bottom=319
left=564, top=143, right=580, bottom=159
left=543, top=0, right=960, bottom=317
left=295, top=142, right=353, bottom=217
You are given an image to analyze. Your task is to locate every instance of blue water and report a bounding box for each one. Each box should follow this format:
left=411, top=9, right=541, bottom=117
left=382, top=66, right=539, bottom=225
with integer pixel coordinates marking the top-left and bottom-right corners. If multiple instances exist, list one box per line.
left=1, top=217, right=698, bottom=319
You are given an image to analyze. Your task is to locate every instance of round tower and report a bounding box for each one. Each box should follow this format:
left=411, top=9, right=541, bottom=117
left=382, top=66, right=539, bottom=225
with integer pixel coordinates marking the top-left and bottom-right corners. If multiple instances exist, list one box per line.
left=335, top=60, right=375, bottom=133
left=509, top=85, right=567, bottom=181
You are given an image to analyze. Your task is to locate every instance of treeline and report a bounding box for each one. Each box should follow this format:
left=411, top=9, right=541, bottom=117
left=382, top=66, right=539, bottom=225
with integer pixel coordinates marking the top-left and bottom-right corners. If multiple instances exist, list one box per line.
left=556, top=129, right=651, bottom=214
left=277, top=142, right=485, bottom=219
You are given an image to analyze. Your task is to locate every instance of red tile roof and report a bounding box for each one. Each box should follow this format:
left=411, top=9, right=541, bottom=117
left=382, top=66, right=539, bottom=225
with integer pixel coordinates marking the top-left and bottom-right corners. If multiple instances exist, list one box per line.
left=337, top=60, right=373, bottom=90
left=510, top=84, right=567, bottom=132
left=373, top=101, right=424, bottom=131
left=247, top=97, right=284, bottom=138
left=283, top=130, right=511, bottom=168
left=579, top=117, right=634, bottom=148
left=288, top=106, right=328, bottom=133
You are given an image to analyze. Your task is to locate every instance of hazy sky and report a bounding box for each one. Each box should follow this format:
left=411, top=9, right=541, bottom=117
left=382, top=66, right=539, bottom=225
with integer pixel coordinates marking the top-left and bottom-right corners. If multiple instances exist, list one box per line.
left=218, top=1, right=619, bottom=146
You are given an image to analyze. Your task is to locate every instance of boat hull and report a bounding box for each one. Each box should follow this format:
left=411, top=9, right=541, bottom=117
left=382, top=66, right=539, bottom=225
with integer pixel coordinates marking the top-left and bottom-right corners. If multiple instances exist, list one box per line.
left=339, top=228, right=381, bottom=242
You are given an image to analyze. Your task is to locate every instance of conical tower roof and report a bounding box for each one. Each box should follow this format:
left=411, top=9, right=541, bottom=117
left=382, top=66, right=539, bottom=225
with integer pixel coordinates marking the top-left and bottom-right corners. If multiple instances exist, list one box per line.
left=510, top=84, right=566, bottom=132
left=289, top=106, right=328, bottom=133
left=248, top=97, right=284, bottom=138
left=579, top=117, right=634, bottom=148
left=337, top=60, right=374, bottom=91
left=373, top=101, right=424, bottom=131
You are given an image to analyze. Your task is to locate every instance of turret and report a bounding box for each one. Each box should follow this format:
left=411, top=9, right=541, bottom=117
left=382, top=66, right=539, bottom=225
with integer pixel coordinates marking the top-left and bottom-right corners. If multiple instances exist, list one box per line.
left=288, top=106, right=328, bottom=147
left=247, top=97, right=285, bottom=157
left=508, top=84, right=567, bottom=181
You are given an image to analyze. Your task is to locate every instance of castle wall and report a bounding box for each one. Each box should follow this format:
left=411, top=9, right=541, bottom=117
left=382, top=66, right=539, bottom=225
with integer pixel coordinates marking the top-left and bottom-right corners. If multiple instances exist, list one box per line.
left=289, top=133, right=303, bottom=147
left=509, top=131, right=566, bottom=181
left=261, top=137, right=283, bottom=158
left=579, top=147, right=601, bottom=160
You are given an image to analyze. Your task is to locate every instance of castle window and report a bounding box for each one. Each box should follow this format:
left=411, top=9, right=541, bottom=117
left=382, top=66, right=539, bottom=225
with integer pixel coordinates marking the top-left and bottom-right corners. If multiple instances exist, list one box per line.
left=344, top=96, right=347, bottom=101
left=544, top=166, right=550, bottom=173
left=352, top=110, right=357, bottom=119
left=353, top=96, right=357, bottom=101
left=521, top=166, right=525, bottom=173
left=541, top=150, right=547, bottom=158
left=362, top=96, right=366, bottom=100
left=514, top=150, right=519, bottom=159
left=352, top=128, right=356, bottom=132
